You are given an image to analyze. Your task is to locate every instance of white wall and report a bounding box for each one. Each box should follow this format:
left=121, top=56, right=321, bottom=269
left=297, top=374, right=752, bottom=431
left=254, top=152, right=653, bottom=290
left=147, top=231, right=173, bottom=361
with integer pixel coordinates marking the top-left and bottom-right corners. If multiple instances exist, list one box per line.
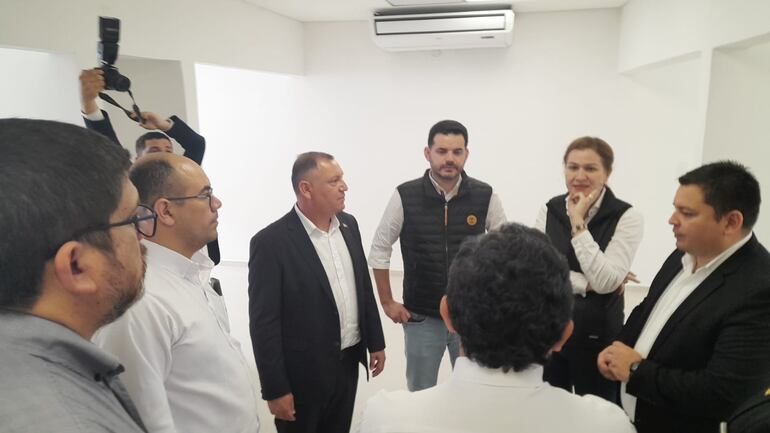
left=196, top=64, right=306, bottom=259
left=0, top=0, right=304, bottom=128
left=618, top=0, right=770, bottom=241
left=618, top=0, right=770, bottom=72
left=702, top=37, right=770, bottom=242
left=0, top=47, right=82, bottom=125
left=197, top=9, right=703, bottom=286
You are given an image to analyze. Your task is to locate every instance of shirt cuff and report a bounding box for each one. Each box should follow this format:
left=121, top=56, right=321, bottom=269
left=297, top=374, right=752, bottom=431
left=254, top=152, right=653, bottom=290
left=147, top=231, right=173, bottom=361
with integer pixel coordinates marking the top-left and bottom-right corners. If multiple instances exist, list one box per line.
left=367, top=257, right=391, bottom=269
left=82, top=109, right=105, bottom=121
left=570, top=271, right=588, bottom=297
left=570, top=227, right=593, bottom=246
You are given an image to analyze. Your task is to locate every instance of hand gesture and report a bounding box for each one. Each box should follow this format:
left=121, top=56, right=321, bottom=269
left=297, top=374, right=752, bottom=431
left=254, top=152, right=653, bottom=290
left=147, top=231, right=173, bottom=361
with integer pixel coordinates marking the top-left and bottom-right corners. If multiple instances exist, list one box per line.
left=268, top=393, right=296, bottom=421
left=567, top=188, right=600, bottom=223
left=613, top=271, right=639, bottom=296
left=129, top=111, right=172, bottom=131
left=79, top=69, right=104, bottom=114
left=597, top=341, right=643, bottom=383
left=382, top=300, right=411, bottom=324
left=369, top=350, right=386, bottom=377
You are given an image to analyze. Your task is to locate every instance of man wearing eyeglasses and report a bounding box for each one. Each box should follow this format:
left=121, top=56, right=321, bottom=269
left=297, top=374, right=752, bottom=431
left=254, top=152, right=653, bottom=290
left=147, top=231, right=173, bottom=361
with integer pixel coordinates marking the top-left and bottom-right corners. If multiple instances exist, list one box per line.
left=0, top=119, right=150, bottom=432
left=94, top=153, right=260, bottom=433
left=79, top=68, right=221, bottom=266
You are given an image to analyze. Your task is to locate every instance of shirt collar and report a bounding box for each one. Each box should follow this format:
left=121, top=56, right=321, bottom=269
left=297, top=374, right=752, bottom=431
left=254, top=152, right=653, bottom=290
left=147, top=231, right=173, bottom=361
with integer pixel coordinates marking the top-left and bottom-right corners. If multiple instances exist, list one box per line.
left=680, top=231, right=753, bottom=274
left=142, top=240, right=213, bottom=284
left=294, top=204, right=340, bottom=235
left=0, top=310, right=124, bottom=381
left=428, top=171, right=463, bottom=199
left=451, top=356, right=545, bottom=388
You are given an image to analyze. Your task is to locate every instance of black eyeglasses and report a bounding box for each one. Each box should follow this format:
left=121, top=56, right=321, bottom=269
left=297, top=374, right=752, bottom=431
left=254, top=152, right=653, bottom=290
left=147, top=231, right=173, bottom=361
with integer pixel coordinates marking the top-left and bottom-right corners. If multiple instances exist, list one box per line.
left=46, top=205, right=157, bottom=258
left=165, top=188, right=216, bottom=212
left=91, top=204, right=158, bottom=238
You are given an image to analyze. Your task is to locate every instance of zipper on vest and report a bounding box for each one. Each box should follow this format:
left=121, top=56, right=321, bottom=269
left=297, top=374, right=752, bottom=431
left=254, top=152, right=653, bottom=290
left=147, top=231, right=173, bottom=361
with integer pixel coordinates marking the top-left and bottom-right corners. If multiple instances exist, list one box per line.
left=444, top=201, right=449, bottom=277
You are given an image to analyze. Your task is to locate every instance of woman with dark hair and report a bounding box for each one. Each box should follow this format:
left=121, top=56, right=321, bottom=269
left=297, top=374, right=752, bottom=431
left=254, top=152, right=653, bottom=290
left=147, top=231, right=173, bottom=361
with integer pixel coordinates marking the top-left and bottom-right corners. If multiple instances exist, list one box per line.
left=535, top=136, right=644, bottom=402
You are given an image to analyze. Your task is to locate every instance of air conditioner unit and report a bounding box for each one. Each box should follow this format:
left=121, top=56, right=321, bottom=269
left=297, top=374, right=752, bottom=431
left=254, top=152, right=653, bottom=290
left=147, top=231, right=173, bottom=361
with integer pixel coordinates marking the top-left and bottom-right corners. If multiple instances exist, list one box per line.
left=371, top=9, right=514, bottom=52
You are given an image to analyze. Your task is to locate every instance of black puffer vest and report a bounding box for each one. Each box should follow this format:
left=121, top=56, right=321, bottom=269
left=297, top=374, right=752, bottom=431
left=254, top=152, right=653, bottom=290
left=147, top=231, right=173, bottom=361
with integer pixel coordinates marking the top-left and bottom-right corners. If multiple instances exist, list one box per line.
left=398, top=170, right=493, bottom=317
left=545, top=187, right=631, bottom=349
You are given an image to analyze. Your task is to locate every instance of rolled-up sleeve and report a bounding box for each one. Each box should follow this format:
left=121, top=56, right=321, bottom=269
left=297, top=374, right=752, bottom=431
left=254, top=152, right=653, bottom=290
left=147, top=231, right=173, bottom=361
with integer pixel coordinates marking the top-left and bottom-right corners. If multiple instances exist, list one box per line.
left=368, top=190, right=404, bottom=269
left=485, top=191, right=507, bottom=231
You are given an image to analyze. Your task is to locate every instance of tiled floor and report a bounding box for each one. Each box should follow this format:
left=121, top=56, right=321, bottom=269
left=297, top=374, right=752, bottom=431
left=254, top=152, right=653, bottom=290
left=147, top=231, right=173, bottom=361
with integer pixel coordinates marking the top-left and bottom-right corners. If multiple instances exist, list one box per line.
left=212, top=263, right=648, bottom=433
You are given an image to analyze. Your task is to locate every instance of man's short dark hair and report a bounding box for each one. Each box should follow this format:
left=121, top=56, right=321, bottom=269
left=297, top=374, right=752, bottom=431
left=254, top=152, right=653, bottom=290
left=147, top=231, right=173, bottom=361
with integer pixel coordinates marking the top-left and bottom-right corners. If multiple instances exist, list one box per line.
left=679, top=161, right=761, bottom=230
left=428, top=120, right=468, bottom=148
left=291, top=151, right=334, bottom=194
left=135, top=131, right=171, bottom=155
left=0, top=118, right=131, bottom=310
left=446, top=223, right=573, bottom=372
left=130, top=158, right=181, bottom=206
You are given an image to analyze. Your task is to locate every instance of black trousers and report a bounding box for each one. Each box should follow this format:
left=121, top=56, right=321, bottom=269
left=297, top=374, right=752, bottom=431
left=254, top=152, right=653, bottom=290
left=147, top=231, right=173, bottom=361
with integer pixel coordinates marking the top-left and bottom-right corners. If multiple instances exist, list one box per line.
left=543, top=345, right=618, bottom=403
left=275, top=345, right=360, bottom=433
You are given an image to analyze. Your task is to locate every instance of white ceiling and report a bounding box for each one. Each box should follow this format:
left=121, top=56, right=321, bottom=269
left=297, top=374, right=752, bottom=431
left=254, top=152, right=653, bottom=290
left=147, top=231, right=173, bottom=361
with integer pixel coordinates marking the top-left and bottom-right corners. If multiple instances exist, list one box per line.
left=242, top=0, right=629, bottom=22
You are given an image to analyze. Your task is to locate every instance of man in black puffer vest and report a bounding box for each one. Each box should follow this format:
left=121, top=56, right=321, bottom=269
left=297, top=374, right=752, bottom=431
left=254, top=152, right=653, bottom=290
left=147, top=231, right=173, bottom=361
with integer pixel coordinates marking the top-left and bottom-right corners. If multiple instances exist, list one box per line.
left=368, top=120, right=506, bottom=391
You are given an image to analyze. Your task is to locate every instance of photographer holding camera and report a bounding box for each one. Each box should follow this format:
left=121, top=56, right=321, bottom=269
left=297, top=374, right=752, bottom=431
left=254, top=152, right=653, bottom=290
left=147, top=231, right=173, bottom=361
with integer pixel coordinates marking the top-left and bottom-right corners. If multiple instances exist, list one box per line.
left=79, top=68, right=218, bottom=266
left=79, top=68, right=205, bottom=162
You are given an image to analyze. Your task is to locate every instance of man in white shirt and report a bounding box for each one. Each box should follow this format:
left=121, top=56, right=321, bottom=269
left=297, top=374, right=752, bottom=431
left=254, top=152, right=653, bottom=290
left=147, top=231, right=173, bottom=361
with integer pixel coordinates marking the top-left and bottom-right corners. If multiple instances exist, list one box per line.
left=369, top=120, right=506, bottom=392
left=249, top=152, right=386, bottom=433
left=94, top=153, right=260, bottom=433
left=598, top=161, right=770, bottom=433
left=360, top=223, right=636, bottom=433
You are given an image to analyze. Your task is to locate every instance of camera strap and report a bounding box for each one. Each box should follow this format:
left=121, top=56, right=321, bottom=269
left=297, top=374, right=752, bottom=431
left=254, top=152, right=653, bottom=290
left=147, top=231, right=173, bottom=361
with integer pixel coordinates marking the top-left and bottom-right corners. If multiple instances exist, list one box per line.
left=98, top=90, right=143, bottom=123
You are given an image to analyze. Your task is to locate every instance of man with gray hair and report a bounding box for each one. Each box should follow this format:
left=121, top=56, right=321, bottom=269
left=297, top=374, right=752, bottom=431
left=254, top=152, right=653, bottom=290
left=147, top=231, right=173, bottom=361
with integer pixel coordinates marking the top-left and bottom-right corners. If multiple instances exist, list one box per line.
left=249, top=152, right=386, bottom=433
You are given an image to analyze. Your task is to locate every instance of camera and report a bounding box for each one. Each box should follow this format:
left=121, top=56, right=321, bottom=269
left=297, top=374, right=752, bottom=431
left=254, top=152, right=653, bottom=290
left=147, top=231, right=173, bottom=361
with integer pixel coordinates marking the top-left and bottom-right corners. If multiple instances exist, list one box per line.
left=97, top=17, right=131, bottom=92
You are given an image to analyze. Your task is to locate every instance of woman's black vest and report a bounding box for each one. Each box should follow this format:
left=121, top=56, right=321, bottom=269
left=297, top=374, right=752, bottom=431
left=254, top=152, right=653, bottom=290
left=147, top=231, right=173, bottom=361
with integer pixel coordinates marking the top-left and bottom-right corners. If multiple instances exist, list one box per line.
left=545, top=187, right=631, bottom=349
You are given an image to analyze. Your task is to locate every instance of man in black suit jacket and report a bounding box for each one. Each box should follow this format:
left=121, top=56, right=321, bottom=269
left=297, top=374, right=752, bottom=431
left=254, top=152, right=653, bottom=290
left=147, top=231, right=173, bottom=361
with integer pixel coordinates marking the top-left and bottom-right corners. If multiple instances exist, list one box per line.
left=249, top=152, right=386, bottom=433
left=598, top=161, right=770, bottom=433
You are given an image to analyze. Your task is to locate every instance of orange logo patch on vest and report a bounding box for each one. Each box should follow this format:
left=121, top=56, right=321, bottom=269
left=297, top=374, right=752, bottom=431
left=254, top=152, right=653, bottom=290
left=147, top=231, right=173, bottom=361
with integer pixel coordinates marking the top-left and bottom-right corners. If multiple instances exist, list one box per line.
left=466, top=214, right=478, bottom=226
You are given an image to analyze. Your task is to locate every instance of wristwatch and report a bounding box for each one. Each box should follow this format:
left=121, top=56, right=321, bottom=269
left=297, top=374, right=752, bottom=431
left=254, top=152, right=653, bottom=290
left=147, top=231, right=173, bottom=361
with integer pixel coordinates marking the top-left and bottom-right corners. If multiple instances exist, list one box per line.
left=571, top=221, right=586, bottom=236
left=629, top=361, right=641, bottom=379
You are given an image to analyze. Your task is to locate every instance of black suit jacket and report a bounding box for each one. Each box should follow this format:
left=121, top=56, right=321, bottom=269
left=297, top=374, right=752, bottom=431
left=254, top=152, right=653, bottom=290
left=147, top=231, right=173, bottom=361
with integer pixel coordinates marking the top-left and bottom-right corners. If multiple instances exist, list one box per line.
left=248, top=209, right=386, bottom=401
left=620, top=235, right=770, bottom=433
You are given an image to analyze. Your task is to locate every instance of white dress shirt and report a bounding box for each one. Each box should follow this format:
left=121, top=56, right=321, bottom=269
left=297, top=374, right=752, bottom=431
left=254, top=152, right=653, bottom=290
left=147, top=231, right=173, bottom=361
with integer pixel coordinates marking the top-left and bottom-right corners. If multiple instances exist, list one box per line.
left=621, top=232, right=753, bottom=421
left=359, top=357, right=636, bottom=433
left=535, top=188, right=644, bottom=296
left=93, top=241, right=260, bottom=433
left=368, top=173, right=507, bottom=269
left=295, top=205, right=360, bottom=349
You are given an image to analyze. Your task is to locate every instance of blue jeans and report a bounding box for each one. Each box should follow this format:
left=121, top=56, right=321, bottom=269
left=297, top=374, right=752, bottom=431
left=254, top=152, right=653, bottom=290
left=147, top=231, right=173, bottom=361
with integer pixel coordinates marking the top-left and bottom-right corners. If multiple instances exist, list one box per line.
left=402, top=312, right=461, bottom=392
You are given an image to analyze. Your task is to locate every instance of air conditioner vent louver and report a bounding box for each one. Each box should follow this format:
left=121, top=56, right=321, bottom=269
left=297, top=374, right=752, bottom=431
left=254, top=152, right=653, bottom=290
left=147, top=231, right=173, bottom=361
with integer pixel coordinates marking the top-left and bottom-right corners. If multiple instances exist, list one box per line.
left=371, top=9, right=514, bottom=51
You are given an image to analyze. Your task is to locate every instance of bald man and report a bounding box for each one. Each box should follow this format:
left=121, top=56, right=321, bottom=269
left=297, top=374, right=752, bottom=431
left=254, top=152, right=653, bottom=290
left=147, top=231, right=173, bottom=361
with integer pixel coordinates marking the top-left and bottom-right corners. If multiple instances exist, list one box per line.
left=94, top=154, right=260, bottom=433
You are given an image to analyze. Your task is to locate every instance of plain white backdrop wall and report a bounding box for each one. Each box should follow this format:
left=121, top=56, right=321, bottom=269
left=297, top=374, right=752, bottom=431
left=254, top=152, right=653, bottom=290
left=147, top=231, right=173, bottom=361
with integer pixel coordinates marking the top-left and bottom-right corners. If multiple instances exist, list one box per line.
left=618, top=0, right=770, bottom=71
left=0, top=0, right=304, bottom=129
left=198, top=9, right=703, bottom=286
left=0, top=47, right=81, bottom=124
left=703, top=37, right=770, bottom=242
left=196, top=64, right=306, bottom=259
